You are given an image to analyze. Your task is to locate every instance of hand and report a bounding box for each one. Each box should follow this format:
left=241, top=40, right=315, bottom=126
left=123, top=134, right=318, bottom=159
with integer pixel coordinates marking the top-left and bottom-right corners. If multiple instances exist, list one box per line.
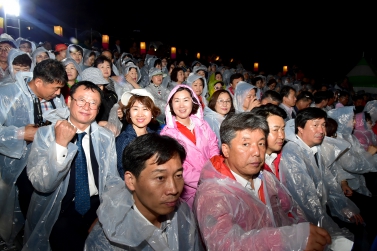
left=111, top=75, right=122, bottom=83
left=125, top=74, right=140, bottom=88
left=350, top=214, right=364, bottom=225
left=340, top=180, right=353, bottom=197
left=24, top=124, right=39, bottom=142
left=367, top=145, right=377, bottom=155
left=305, top=224, right=331, bottom=251
left=55, top=120, right=77, bottom=147
left=248, top=98, right=261, bottom=111
left=117, top=107, right=123, bottom=119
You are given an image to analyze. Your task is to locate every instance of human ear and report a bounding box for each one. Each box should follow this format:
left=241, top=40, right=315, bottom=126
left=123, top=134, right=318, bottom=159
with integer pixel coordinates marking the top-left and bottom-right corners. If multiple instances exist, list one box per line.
left=222, top=144, right=230, bottom=158
left=124, top=171, right=136, bottom=191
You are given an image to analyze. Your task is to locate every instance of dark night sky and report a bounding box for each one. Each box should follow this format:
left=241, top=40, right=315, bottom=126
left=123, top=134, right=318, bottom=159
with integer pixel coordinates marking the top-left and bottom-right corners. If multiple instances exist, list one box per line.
left=10, top=0, right=377, bottom=84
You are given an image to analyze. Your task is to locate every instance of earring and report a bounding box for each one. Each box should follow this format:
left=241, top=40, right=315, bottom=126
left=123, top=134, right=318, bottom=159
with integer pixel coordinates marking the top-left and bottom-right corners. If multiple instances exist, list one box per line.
left=152, top=116, right=154, bottom=118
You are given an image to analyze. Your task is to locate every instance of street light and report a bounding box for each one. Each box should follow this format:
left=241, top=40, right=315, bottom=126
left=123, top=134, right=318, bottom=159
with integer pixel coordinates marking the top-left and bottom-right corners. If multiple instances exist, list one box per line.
left=2, top=0, right=21, bottom=37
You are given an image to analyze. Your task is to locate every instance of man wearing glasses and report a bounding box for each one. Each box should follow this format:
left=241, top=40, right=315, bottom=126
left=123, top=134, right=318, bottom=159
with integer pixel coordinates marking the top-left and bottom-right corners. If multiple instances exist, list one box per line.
left=24, top=81, right=118, bottom=250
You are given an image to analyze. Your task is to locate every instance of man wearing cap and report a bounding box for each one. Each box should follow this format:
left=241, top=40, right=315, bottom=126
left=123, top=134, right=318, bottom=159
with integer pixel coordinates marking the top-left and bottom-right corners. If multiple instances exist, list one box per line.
left=54, top=44, right=68, bottom=61
left=23, top=81, right=118, bottom=251
left=0, top=59, right=67, bottom=248
left=144, top=67, right=170, bottom=123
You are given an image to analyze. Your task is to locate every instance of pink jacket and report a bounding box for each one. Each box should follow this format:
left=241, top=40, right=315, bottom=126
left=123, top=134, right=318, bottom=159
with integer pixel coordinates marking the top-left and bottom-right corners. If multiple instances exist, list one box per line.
left=160, top=85, right=219, bottom=208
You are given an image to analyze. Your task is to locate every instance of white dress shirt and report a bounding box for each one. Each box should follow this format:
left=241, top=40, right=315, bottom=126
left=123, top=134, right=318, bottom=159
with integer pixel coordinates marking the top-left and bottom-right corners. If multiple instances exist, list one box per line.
left=230, top=169, right=262, bottom=198
left=265, top=153, right=278, bottom=175
left=55, top=118, right=98, bottom=196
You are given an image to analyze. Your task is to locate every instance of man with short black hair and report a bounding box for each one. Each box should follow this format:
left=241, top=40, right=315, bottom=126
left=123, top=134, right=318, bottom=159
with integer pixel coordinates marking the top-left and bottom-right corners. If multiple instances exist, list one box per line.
left=260, top=90, right=282, bottom=105
left=85, top=133, right=203, bottom=250
left=0, top=49, right=32, bottom=85
left=294, top=90, right=314, bottom=112
left=312, top=91, right=329, bottom=110
left=251, top=104, right=287, bottom=178
left=226, top=73, right=244, bottom=97
left=194, top=112, right=331, bottom=251
left=280, top=107, right=363, bottom=249
left=0, top=59, right=67, bottom=248
left=279, top=85, right=297, bottom=121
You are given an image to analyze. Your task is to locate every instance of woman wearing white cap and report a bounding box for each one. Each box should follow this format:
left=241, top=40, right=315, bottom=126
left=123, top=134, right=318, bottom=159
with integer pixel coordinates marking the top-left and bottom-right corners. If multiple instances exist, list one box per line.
left=116, top=89, right=161, bottom=178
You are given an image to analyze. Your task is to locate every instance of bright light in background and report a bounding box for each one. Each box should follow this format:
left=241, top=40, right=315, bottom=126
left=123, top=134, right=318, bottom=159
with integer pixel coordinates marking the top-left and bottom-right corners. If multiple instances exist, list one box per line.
left=3, top=0, right=20, bottom=16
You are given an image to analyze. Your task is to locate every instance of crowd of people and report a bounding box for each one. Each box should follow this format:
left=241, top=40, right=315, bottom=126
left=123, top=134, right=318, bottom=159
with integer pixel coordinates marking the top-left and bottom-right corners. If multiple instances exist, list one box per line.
left=1, top=32, right=377, bottom=251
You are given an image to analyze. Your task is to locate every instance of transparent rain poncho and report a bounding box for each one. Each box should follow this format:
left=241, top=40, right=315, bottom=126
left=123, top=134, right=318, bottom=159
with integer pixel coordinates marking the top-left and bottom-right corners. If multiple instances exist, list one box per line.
left=186, top=73, right=208, bottom=107
left=0, top=48, right=31, bottom=85
left=364, top=100, right=377, bottom=124
left=0, top=72, right=66, bottom=247
left=279, top=119, right=356, bottom=241
left=203, top=106, right=225, bottom=149
left=193, top=160, right=311, bottom=251
left=113, top=61, right=142, bottom=99
left=30, top=47, right=51, bottom=70
left=84, top=175, right=203, bottom=250
left=233, top=81, right=257, bottom=113
left=327, top=107, right=377, bottom=196
left=353, top=112, right=377, bottom=151
left=23, top=121, right=118, bottom=251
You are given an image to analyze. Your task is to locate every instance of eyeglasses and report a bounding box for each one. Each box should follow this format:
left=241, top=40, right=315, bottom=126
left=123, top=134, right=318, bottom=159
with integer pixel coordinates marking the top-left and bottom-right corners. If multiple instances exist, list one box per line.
left=0, top=47, right=11, bottom=53
left=217, top=99, right=231, bottom=105
left=72, top=97, right=99, bottom=110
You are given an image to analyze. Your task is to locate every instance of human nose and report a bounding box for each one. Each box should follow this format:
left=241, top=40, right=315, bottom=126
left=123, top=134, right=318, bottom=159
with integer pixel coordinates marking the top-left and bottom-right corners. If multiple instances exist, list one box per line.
left=165, top=177, right=179, bottom=196
left=278, top=129, right=285, bottom=139
left=250, top=143, right=261, bottom=157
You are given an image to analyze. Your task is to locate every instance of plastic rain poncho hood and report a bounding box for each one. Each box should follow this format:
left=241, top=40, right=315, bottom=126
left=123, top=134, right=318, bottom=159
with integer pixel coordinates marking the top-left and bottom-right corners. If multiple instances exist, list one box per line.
left=233, top=81, right=257, bottom=113
left=15, top=37, right=37, bottom=55
left=114, top=61, right=142, bottom=99
left=186, top=73, right=208, bottom=106
left=0, top=48, right=31, bottom=85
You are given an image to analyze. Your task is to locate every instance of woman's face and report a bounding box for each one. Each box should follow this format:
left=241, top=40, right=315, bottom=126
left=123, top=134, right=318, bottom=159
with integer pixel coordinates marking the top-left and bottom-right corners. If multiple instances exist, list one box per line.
left=36, top=52, right=49, bottom=64
left=214, top=83, right=223, bottom=91
left=191, top=79, right=204, bottom=97
left=19, top=42, right=32, bottom=54
left=85, top=55, right=95, bottom=67
left=130, top=100, right=152, bottom=129
left=178, top=61, right=185, bottom=67
left=97, top=61, right=111, bottom=79
left=269, top=83, right=276, bottom=90
left=128, top=68, right=138, bottom=81
left=65, top=63, right=78, bottom=81
left=70, top=50, right=82, bottom=64
left=215, top=92, right=232, bottom=116
left=171, top=89, right=193, bottom=120
left=242, top=89, right=257, bottom=110
left=177, top=70, right=185, bottom=83
left=215, top=73, right=222, bottom=81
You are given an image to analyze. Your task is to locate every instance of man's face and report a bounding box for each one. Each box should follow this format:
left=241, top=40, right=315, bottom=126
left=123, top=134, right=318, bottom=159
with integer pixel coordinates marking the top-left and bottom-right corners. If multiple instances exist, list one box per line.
left=125, top=154, right=184, bottom=225
left=222, top=129, right=266, bottom=180
left=283, top=90, right=297, bottom=107
left=34, top=78, right=65, bottom=100
left=231, top=77, right=243, bottom=89
left=67, top=85, right=101, bottom=127
left=102, top=51, right=112, bottom=61
left=266, top=115, right=285, bottom=154
left=297, top=118, right=326, bottom=147
left=151, top=74, right=163, bottom=85
left=261, top=97, right=279, bottom=106
left=19, top=42, right=32, bottom=54
left=59, top=50, right=67, bottom=59
left=339, top=95, right=349, bottom=106
left=70, top=51, right=82, bottom=65
left=0, top=42, right=12, bottom=62
left=13, top=64, right=31, bottom=75
left=36, top=52, right=49, bottom=64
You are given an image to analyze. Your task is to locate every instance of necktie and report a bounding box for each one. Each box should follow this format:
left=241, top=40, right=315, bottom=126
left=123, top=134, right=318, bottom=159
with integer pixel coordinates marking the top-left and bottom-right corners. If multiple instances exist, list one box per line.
left=314, top=152, right=319, bottom=167
left=75, top=132, right=90, bottom=215
left=291, top=111, right=296, bottom=119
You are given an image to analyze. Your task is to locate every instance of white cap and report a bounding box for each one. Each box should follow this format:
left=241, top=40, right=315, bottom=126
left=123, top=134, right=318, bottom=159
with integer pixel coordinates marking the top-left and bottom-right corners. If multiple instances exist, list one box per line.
left=121, top=88, right=155, bottom=105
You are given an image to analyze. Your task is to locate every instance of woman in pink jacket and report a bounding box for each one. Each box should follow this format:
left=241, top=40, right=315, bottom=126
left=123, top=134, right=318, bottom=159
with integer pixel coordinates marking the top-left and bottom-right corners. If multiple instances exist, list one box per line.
left=160, top=85, right=219, bottom=208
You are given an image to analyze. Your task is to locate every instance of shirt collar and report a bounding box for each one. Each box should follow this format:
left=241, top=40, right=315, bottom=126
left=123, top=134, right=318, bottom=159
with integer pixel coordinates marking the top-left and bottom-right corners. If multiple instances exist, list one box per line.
left=68, top=117, right=90, bottom=134
left=296, top=134, right=319, bottom=155
left=265, top=152, right=278, bottom=167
